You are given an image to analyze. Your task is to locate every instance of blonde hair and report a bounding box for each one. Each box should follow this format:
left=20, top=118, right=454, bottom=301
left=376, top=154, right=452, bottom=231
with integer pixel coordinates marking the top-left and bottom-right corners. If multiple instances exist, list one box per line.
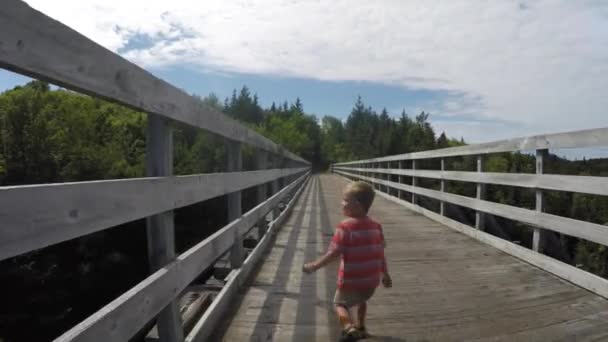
left=345, top=181, right=375, bottom=212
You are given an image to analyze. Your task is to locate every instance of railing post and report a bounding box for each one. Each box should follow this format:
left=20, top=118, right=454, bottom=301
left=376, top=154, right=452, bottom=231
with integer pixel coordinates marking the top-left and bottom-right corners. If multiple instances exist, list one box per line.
left=378, top=162, right=383, bottom=191
left=371, top=162, right=374, bottom=184
left=256, top=150, right=268, bottom=240
left=383, top=162, right=387, bottom=193
left=373, top=162, right=379, bottom=190
left=412, top=160, right=417, bottom=205
left=271, top=155, right=280, bottom=220
left=145, top=114, right=184, bottom=342
left=399, top=160, right=404, bottom=199
left=533, top=149, right=548, bottom=252
left=387, top=162, right=393, bottom=195
left=227, top=140, right=244, bottom=268
left=475, top=155, right=486, bottom=230
left=440, top=158, right=445, bottom=215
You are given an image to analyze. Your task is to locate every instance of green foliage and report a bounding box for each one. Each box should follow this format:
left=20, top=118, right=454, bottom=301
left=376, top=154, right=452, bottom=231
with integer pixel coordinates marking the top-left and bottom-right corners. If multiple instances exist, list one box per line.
left=0, top=81, right=146, bottom=186
left=258, top=114, right=309, bottom=154
left=576, top=241, right=608, bottom=277
left=320, top=97, right=444, bottom=166
left=224, top=86, right=263, bottom=125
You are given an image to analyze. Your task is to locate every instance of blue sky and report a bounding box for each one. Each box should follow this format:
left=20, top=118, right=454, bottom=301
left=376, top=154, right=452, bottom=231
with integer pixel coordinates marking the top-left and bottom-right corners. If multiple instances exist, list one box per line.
left=0, top=66, right=502, bottom=142
left=2, top=0, right=608, bottom=147
left=149, top=67, right=446, bottom=117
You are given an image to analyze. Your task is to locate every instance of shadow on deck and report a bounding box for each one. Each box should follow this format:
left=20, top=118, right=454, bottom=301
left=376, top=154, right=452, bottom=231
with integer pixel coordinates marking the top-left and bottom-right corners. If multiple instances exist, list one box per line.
left=216, top=174, right=608, bottom=341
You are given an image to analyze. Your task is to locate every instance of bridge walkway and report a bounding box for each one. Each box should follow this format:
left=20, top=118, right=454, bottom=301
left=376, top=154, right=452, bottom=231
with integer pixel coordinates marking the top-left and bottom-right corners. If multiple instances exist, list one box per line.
left=218, top=174, right=608, bottom=341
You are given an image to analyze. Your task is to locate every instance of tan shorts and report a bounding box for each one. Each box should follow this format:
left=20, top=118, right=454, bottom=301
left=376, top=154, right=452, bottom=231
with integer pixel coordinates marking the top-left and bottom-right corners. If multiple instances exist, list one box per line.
left=333, top=288, right=375, bottom=308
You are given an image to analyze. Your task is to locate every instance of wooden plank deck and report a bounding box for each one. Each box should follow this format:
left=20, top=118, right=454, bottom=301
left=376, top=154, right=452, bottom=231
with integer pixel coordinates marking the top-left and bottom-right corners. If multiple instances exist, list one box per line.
left=217, top=174, right=608, bottom=341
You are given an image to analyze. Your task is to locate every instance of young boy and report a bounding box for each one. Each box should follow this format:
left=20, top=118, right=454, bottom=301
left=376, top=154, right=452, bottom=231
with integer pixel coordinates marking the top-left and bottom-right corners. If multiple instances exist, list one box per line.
left=303, top=181, right=392, bottom=341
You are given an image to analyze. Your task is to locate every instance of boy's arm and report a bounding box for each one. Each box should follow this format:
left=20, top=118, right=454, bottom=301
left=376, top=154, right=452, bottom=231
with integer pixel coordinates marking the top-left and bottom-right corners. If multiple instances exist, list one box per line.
left=378, top=224, right=392, bottom=287
left=303, top=224, right=344, bottom=273
left=303, top=249, right=340, bottom=273
left=382, top=255, right=389, bottom=274
left=381, top=242, right=392, bottom=287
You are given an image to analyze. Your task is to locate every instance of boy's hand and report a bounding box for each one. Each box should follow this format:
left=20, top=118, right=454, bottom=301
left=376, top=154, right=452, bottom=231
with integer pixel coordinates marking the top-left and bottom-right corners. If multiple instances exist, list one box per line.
left=382, top=273, right=393, bottom=288
left=302, top=262, right=316, bottom=274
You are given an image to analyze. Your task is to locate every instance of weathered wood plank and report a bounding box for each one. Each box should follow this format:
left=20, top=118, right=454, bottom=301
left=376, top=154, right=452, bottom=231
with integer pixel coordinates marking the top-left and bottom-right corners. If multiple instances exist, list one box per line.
left=185, top=175, right=310, bottom=342
left=533, top=149, right=548, bottom=252
left=255, top=151, right=269, bottom=239
left=334, top=166, right=608, bottom=197
left=270, top=156, right=281, bottom=221
left=335, top=170, right=608, bottom=248
left=370, top=184, right=608, bottom=300
left=145, top=291, right=214, bottom=342
left=222, top=174, right=608, bottom=341
left=0, top=0, right=306, bottom=164
left=227, top=140, right=244, bottom=269
left=334, top=126, right=608, bottom=164
left=440, top=158, right=445, bottom=215
left=145, top=114, right=183, bottom=342
left=0, top=167, right=306, bottom=261
left=53, top=172, right=309, bottom=342
left=412, top=160, right=418, bottom=205
left=218, top=176, right=336, bottom=341
left=475, top=155, right=486, bottom=230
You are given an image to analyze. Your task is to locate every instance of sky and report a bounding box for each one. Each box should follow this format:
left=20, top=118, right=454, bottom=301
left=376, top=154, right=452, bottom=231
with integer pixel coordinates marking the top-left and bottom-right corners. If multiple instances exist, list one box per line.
left=1, top=0, right=608, bottom=146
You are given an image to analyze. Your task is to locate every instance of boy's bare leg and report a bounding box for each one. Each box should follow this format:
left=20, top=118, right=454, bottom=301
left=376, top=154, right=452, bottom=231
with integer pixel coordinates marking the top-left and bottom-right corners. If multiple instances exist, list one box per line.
left=335, top=305, right=353, bottom=330
left=356, top=302, right=367, bottom=329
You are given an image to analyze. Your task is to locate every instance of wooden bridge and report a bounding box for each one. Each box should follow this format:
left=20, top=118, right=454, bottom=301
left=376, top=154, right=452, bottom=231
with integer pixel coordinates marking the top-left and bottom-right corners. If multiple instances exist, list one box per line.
left=218, top=174, right=608, bottom=341
left=3, top=1, right=608, bottom=341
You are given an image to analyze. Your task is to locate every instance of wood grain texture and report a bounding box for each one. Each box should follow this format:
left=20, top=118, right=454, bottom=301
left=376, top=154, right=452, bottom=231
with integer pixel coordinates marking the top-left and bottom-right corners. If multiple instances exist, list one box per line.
left=370, top=182, right=608, bottom=301
left=334, top=166, right=608, bottom=197
left=335, top=170, right=608, bottom=247
left=334, top=126, right=608, bottom=164
left=0, top=167, right=307, bottom=261
left=52, top=173, right=308, bottom=342
left=185, top=175, right=310, bottom=342
left=218, top=174, right=608, bottom=341
left=255, top=151, right=269, bottom=239
left=0, top=0, right=306, bottom=164
left=145, top=114, right=183, bottom=342
left=227, top=140, right=245, bottom=269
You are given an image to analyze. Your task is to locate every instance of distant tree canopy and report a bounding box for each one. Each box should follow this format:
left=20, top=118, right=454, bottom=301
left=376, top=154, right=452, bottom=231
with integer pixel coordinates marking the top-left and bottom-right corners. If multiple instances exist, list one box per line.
left=0, top=81, right=464, bottom=185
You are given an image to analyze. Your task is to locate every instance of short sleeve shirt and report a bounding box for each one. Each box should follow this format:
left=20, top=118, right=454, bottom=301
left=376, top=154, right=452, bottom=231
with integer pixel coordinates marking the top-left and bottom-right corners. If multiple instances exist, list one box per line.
left=329, top=216, right=385, bottom=290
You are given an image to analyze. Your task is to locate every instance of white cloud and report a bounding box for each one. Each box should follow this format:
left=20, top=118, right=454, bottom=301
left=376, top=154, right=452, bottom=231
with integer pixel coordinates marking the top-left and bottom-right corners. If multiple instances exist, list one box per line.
left=24, top=0, right=608, bottom=142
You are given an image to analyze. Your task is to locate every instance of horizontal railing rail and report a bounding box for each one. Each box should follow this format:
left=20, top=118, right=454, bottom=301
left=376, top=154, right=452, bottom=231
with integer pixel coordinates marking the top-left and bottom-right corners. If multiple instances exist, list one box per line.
left=333, top=126, right=608, bottom=299
left=184, top=173, right=310, bottom=342
left=55, top=172, right=309, bottom=342
left=0, top=0, right=307, bottom=164
left=335, top=127, right=608, bottom=164
left=337, top=167, right=608, bottom=197
left=0, top=167, right=307, bottom=261
left=334, top=170, right=608, bottom=246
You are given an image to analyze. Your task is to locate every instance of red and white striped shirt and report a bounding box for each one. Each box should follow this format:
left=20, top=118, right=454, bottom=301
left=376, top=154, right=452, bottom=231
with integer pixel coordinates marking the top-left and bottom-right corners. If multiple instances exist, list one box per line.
left=329, top=216, right=386, bottom=291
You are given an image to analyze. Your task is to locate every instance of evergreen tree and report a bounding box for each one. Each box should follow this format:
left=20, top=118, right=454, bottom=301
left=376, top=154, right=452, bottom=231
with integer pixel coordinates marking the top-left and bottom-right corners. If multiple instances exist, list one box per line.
left=437, top=132, right=449, bottom=148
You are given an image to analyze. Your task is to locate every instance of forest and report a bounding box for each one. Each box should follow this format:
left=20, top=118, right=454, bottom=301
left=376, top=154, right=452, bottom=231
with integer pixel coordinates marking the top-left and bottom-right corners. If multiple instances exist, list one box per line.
left=1, top=80, right=607, bottom=341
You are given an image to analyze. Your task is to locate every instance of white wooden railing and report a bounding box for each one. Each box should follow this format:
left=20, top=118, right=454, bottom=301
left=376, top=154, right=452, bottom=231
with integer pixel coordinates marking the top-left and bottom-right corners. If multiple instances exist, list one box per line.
left=333, top=127, right=608, bottom=298
left=0, top=1, right=310, bottom=341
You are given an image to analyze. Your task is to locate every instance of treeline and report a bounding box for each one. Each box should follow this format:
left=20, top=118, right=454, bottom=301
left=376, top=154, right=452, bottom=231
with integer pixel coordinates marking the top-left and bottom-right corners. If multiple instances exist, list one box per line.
left=222, top=86, right=463, bottom=170
left=0, top=81, right=463, bottom=186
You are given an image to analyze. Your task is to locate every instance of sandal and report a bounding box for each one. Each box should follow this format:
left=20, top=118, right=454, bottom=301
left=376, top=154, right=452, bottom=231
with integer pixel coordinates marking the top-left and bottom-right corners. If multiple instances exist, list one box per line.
left=356, top=325, right=371, bottom=338
left=339, top=325, right=364, bottom=342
